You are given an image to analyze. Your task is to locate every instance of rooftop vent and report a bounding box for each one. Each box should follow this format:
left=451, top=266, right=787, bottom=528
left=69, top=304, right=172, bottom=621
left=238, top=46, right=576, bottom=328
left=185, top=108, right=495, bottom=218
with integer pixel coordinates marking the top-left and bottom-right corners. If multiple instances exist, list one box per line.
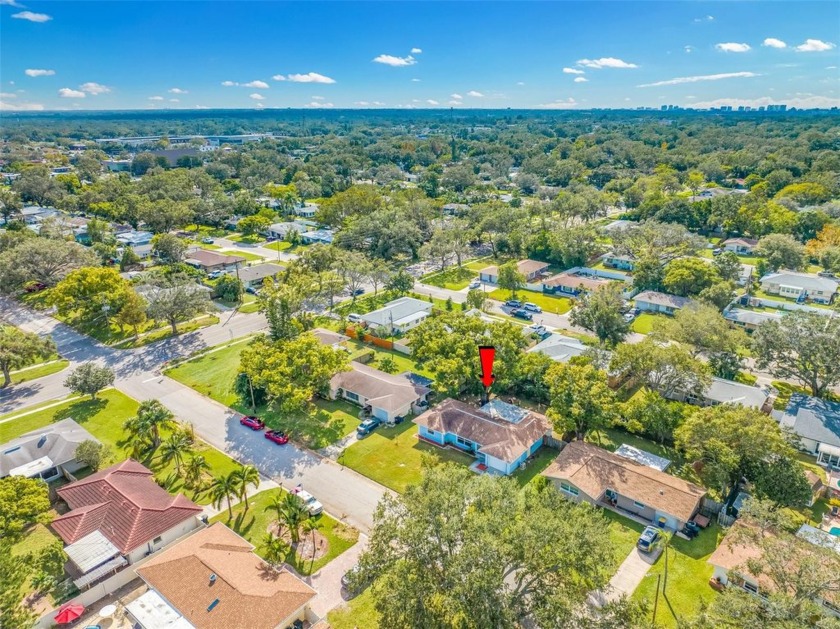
left=209, top=573, right=217, bottom=584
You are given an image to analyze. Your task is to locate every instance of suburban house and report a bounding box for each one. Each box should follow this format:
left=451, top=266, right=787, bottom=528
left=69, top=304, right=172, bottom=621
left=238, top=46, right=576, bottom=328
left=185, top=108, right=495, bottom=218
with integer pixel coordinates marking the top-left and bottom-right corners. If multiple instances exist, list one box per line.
left=778, top=394, right=840, bottom=468
left=527, top=333, right=589, bottom=363
left=266, top=221, right=300, bottom=240
left=479, top=259, right=550, bottom=284
left=51, top=459, right=202, bottom=588
left=665, top=377, right=773, bottom=412
left=330, top=361, right=431, bottom=422
left=300, top=228, right=334, bottom=245
left=602, top=253, right=637, bottom=271
left=293, top=202, right=319, bottom=219
left=360, top=296, right=433, bottom=334
left=237, top=262, right=285, bottom=289
left=542, top=272, right=610, bottom=297
left=759, top=271, right=839, bottom=304
left=414, top=398, right=549, bottom=476
left=0, top=418, right=98, bottom=482
left=313, top=327, right=350, bottom=350
left=542, top=441, right=707, bottom=531
left=601, top=219, right=637, bottom=234
left=634, top=290, right=692, bottom=314
left=721, top=237, right=759, bottom=255
left=128, top=523, right=316, bottom=629
left=708, top=522, right=840, bottom=617
left=184, top=249, right=246, bottom=273
left=116, top=230, right=154, bottom=247
left=724, top=307, right=784, bottom=331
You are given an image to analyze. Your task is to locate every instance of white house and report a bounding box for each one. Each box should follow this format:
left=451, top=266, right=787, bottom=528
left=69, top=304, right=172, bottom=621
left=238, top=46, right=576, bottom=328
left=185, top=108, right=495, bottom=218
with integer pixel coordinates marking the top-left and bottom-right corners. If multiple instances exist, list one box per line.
left=479, top=259, right=550, bottom=284
left=0, top=418, right=98, bottom=482
left=330, top=362, right=430, bottom=422
left=759, top=271, right=838, bottom=304
left=634, top=291, right=692, bottom=315
left=527, top=333, right=589, bottom=363
left=294, top=202, right=319, bottom=219
left=360, top=296, right=433, bottom=334
left=722, top=237, right=759, bottom=255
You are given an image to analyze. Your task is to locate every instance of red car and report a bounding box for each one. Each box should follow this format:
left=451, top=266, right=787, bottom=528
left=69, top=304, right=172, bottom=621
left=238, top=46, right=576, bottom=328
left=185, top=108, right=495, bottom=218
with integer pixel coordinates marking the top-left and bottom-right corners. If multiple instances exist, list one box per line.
left=239, top=416, right=265, bottom=430
left=265, top=430, right=289, bottom=445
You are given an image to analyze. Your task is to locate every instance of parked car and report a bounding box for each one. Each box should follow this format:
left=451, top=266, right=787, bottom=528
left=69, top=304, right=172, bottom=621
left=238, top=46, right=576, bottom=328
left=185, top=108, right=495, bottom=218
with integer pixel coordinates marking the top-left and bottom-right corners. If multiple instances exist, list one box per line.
left=818, top=271, right=837, bottom=278
left=264, top=429, right=289, bottom=445
left=637, top=526, right=661, bottom=552
left=523, top=302, right=542, bottom=313
left=201, top=237, right=214, bottom=244
left=351, top=288, right=365, bottom=296
left=468, top=279, right=481, bottom=290
left=511, top=308, right=533, bottom=321
left=341, top=564, right=367, bottom=598
left=239, top=416, right=265, bottom=430
left=504, top=299, right=523, bottom=308
left=245, top=286, right=259, bottom=295
left=357, top=417, right=382, bottom=437
left=712, top=248, right=722, bottom=256
left=623, top=312, right=637, bottom=323
left=291, top=487, right=323, bottom=515
left=348, top=313, right=363, bottom=324
left=208, top=270, right=225, bottom=280
left=528, top=324, right=547, bottom=336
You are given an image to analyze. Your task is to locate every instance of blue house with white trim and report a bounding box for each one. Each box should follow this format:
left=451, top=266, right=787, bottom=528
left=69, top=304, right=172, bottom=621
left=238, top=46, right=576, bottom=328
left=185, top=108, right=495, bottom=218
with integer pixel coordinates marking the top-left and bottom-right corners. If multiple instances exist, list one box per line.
left=413, top=398, right=549, bottom=475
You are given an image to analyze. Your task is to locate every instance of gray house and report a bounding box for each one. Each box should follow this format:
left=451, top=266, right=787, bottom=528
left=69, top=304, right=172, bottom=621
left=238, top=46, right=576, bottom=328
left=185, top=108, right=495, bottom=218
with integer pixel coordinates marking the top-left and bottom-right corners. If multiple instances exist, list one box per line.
left=0, top=419, right=99, bottom=482
left=779, top=394, right=840, bottom=468
left=634, top=291, right=692, bottom=315
left=237, top=263, right=285, bottom=289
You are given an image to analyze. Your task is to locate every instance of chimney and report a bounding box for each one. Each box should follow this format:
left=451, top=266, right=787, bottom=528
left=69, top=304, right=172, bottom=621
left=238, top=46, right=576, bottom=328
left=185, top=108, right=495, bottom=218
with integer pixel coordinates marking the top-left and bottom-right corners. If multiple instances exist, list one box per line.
left=209, top=573, right=217, bottom=585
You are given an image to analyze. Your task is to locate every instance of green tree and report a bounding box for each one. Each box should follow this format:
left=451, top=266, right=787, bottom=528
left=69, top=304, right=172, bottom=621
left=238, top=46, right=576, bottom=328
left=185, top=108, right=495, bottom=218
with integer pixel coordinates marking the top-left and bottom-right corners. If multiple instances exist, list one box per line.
left=378, top=355, right=397, bottom=373
left=232, top=465, right=260, bottom=512
left=74, top=439, right=112, bottom=471
left=0, top=237, right=99, bottom=292
left=749, top=455, right=812, bottom=509
left=698, top=281, right=736, bottom=312
left=270, top=491, right=310, bottom=544
left=213, top=274, right=243, bottom=303
left=151, top=233, right=188, bottom=263
left=123, top=399, right=176, bottom=451
left=545, top=362, right=617, bottom=440
left=654, top=302, right=747, bottom=361
left=64, top=362, right=114, bottom=400
left=47, top=266, right=132, bottom=323
left=183, top=454, right=211, bottom=492
left=755, top=233, right=806, bottom=271
left=209, top=471, right=240, bottom=520
left=119, top=246, right=141, bottom=271
left=0, top=476, right=50, bottom=537
left=113, top=289, right=148, bottom=339
left=752, top=311, right=840, bottom=397
left=386, top=270, right=414, bottom=295
left=674, top=405, right=796, bottom=496
left=497, top=261, right=525, bottom=297
left=159, top=432, right=193, bottom=475
left=662, top=258, right=720, bottom=296
left=260, top=532, right=290, bottom=568
left=465, top=288, right=488, bottom=311
left=0, top=541, right=37, bottom=629
left=712, top=251, right=743, bottom=283
left=569, top=284, right=629, bottom=346
left=620, top=388, right=686, bottom=444
left=358, top=463, right=645, bottom=629
left=240, top=333, right=349, bottom=416
left=238, top=214, right=272, bottom=236
left=144, top=279, right=210, bottom=334
left=610, top=338, right=710, bottom=399
left=0, top=325, right=55, bottom=388
left=258, top=271, right=320, bottom=341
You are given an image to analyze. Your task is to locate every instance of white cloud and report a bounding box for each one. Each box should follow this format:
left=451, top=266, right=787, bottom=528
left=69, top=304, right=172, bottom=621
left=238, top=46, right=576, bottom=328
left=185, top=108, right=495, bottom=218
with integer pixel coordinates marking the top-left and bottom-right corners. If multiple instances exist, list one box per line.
left=254, top=102, right=264, bottom=109
left=372, top=54, right=416, bottom=67
left=169, top=87, right=188, bottom=94
left=562, top=67, right=585, bottom=75
left=427, top=99, right=439, bottom=105
left=411, top=47, right=422, bottom=54
left=763, top=38, right=787, bottom=49
left=372, top=101, right=385, bottom=106
left=25, top=68, right=55, bottom=77
left=467, top=90, right=484, bottom=97
left=694, top=15, right=714, bottom=22
left=12, top=10, right=51, bottom=22
left=249, top=93, right=265, bottom=100
left=243, top=80, right=269, bottom=89
left=577, top=57, right=638, bottom=69
left=574, top=77, right=588, bottom=83
left=355, top=101, right=370, bottom=106
left=195, top=105, right=209, bottom=109
left=448, top=100, right=462, bottom=106
left=311, top=96, right=325, bottom=100
left=796, top=39, right=836, bottom=52
left=221, top=80, right=238, bottom=86
left=450, top=93, right=462, bottom=99
left=148, top=96, right=164, bottom=101
left=516, top=81, right=525, bottom=86
left=286, top=72, right=336, bottom=84
left=539, top=97, right=578, bottom=109
left=638, top=71, right=759, bottom=87
left=169, top=98, right=179, bottom=103
left=715, top=42, right=751, bottom=53
left=684, top=45, right=695, bottom=54
left=0, top=0, right=25, bottom=7
left=307, top=101, right=334, bottom=108
left=0, top=92, right=16, bottom=98
left=692, top=95, right=840, bottom=109
left=80, top=82, right=110, bottom=95
left=58, top=88, right=85, bottom=98
left=411, top=78, right=421, bottom=82
left=0, top=100, right=44, bottom=111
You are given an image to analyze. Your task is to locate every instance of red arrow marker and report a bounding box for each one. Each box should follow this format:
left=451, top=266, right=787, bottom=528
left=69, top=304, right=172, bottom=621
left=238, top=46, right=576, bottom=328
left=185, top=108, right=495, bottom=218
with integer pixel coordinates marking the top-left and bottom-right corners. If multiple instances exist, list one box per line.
left=479, top=346, right=496, bottom=388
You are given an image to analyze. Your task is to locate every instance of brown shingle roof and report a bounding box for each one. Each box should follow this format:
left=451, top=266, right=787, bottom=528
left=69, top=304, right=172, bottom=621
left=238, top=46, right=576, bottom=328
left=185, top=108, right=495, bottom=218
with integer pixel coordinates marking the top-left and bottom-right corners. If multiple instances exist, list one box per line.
left=413, top=398, right=549, bottom=463
left=137, top=523, right=315, bottom=629
left=185, top=249, right=246, bottom=268
left=52, top=459, right=201, bottom=553
left=634, top=290, right=692, bottom=309
left=542, top=441, right=706, bottom=522
left=542, top=272, right=610, bottom=292
left=480, top=259, right=549, bottom=277
left=331, top=362, right=429, bottom=413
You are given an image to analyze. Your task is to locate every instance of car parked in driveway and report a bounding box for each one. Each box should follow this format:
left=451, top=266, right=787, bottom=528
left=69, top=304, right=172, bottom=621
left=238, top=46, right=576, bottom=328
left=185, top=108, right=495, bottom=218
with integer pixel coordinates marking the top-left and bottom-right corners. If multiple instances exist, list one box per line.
left=291, top=486, right=323, bottom=515
left=523, top=302, right=542, bottom=313
left=357, top=417, right=381, bottom=437
left=511, top=308, right=533, bottom=321
left=468, top=279, right=481, bottom=290
left=504, top=299, right=523, bottom=308
left=348, top=313, right=363, bottom=324
left=341, top=564, right=368, bottom=598
left=240, top=416, right=265, bottom=430
left=637, top=526, right=661, bottom=553
left=527, top=324, right=547, bottom=336
left=264, top=429, right=289, bottom=445
left=201, top=237, right=214, bottom=244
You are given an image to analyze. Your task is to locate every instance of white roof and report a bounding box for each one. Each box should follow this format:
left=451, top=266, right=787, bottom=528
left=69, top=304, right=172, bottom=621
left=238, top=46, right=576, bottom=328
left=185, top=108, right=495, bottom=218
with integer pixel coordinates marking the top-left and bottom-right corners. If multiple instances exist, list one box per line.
left=760, top=271, right=839, bottom=293
left=65, top=530, right=120, bottom=573
left=126, top=589, right=195, bottom=629
left=527, top=333, right=588, bottom=363
left=614, top=445, right=671, bottom=471
left=361, top=297, right=432, bottom=328
left=704, top=377, right=769, bottom=409
left=9, top=455, right=54, bottom=477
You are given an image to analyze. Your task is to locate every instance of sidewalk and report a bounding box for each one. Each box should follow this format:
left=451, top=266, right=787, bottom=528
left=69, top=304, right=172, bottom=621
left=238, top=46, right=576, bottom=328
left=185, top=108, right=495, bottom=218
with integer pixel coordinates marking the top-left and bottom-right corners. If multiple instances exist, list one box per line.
left=589, top=547, right=659, bottom=606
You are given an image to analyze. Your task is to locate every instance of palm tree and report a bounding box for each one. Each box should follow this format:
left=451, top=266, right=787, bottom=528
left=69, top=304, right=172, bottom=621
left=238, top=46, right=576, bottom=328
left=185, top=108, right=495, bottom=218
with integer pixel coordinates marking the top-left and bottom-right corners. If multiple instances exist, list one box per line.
left=123, top=399, right=176, bottom=452
left=159, top=432, right=193, bottom=475
left=231, top=465, right=260, bottom=513
left=302, top=517, right=320, bottom=572
left=270, top=491, right=310, bottom=544
left=182, top=454, right=211, bottom=491
left=209, top=471, right=239, bottom=520
left=260, top=532, right=289, bottom=568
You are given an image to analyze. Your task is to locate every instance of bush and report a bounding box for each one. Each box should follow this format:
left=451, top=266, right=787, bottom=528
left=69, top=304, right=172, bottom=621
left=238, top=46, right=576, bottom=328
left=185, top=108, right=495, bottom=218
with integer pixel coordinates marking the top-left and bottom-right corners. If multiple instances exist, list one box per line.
left=74, top=440, right=111, bottom=471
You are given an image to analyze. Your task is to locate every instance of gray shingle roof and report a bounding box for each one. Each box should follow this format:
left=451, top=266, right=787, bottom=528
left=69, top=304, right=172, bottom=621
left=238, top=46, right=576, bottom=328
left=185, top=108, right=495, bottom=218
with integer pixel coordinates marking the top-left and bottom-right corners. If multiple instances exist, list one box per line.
left=237, top=263, right=285, bottom=284
left=0, top=418, right=98, bottom=477
left=724, top=308, right=784, bottom=326
left=760, top=271, right=839, bottom=293
left=635, top=291, right=692, bottom=309
left=528, top=333, right=589, bottom=363
left=780, top=394, right=840, bottom=448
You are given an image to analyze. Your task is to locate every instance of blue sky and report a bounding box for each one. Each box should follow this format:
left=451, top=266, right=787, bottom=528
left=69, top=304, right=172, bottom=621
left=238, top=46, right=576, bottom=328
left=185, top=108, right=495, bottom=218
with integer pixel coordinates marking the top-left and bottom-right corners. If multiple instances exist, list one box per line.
left=1, top=1, right=838, bottom=111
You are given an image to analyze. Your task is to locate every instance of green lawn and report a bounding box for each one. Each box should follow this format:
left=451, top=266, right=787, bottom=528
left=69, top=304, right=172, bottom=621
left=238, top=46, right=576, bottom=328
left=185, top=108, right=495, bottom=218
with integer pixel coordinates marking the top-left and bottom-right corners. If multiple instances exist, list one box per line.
left=603, top=509, right=647, bottom=572
left=465, top=257, right=500, bottom=272
left=0, top=390, right=240, bottom=505
left=112, top=315, right=220, bottom=349
left=263, top=241, right=305, bottom=254
left=327, top=590, right=380, bottom=629
left=632, top=524, right=724, bottom=628
left=9, top=359, right=69, bottom=385
left=209, top=488, right=358, bottom=575
left=347, top=339, right=433, bottom=379
left=339, top=422, right=475, bottom=493
left=11, top=519, right=66, bottom=608
left=227, top=233, right=264, bottom=245
left=488, top=288, right=573, bottom=314
left=751, top=287, right=833, bottom=310
left=422, top=265, right=475, bottom=290
left=631, top=312, right=667, bottom=334
left=165, top=341, right=362, bottom=449
left=221, top=249, right=265, bottom=262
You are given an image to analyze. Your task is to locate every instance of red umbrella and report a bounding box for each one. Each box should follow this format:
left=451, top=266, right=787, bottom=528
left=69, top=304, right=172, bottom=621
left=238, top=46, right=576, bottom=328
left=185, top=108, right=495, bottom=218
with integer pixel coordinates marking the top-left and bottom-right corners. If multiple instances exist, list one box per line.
left=54, top=603, right=85, bottom=624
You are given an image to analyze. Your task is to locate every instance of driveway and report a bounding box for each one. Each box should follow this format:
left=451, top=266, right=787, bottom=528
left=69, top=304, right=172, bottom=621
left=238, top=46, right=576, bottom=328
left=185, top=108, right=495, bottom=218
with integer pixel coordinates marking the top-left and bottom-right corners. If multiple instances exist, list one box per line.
left=590, top=547, right=658, bottom=606
left=307, top=534, right=369, bottom=618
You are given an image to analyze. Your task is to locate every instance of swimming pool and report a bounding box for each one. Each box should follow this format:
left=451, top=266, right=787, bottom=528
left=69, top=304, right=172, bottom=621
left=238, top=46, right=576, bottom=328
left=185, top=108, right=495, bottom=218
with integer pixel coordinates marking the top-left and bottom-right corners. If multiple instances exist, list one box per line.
left=830, top=527, right=840, bottom=537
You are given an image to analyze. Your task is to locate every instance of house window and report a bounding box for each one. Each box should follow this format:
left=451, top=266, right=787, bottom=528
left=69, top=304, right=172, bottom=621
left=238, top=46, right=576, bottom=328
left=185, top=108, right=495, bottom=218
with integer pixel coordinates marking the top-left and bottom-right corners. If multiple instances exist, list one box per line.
left=456, top=436, right=474, bottom=448
left=344, top=391, right=359, bottom=402
left=633, top=501, right=646, bottom=509
left=605, top=489, right=617, bottom=500
left=742, top=581, right=758, bottom=595
left=426, top=429, right=435, bottom=435
left=153, top=536, right=162, bottom=545
left=560, top=482, right=579, bottom=496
